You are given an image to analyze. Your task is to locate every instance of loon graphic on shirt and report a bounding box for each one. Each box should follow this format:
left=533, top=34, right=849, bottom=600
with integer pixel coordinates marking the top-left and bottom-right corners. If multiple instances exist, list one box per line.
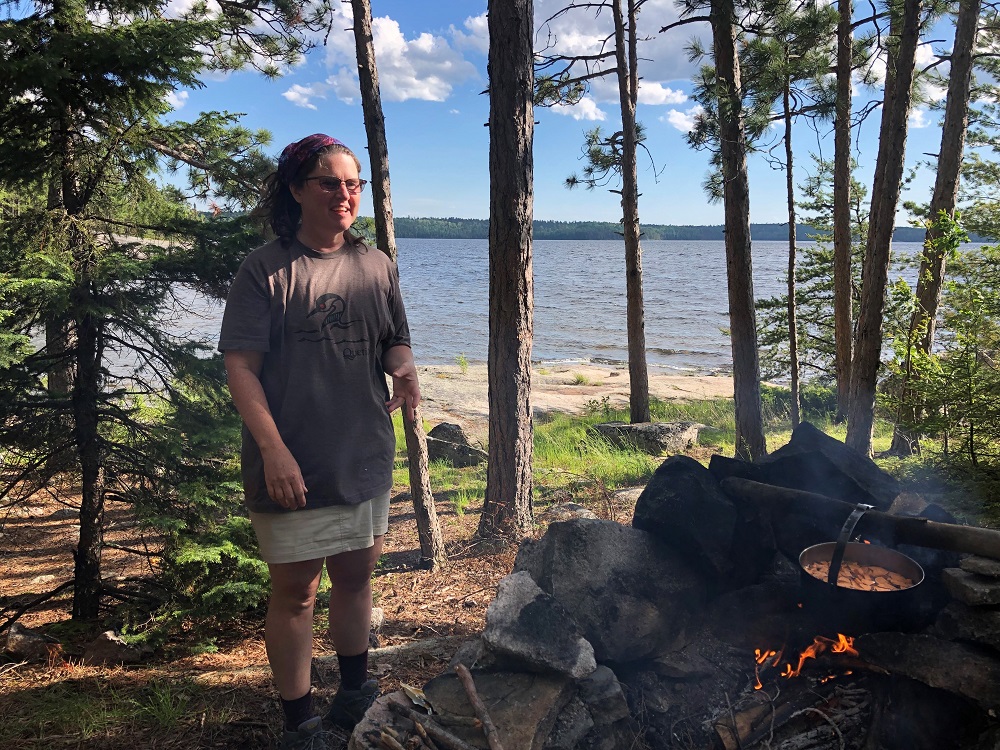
left=295, top=292, right=366, bottom=345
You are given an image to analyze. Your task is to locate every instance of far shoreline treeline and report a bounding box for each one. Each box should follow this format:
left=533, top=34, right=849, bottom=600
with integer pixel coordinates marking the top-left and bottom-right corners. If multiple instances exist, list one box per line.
left=389, top=217, right=982, bottom=242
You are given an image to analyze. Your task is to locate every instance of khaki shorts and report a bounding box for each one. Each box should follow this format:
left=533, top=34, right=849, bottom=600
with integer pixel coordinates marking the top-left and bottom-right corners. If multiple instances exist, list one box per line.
left=249, top=491, right=391, bottom=565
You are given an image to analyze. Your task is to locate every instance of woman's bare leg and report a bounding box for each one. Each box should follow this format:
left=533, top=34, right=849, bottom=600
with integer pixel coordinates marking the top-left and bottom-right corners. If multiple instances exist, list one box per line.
left=265, top=558, right=325, bottom=699
left=326, top=536, right=384, bottom=657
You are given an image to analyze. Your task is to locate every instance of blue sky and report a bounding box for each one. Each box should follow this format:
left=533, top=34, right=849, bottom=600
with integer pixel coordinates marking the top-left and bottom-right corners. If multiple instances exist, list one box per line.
left=171, top=0, right=953, bottom=226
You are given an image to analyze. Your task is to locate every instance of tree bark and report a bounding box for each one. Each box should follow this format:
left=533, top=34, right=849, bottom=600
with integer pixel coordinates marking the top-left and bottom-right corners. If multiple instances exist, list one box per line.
left=403, top=407, right=447, bottom=568
left=833, top=0, right=854, bottom=423
left=351, top=0, right=396, bottom=259
left=783, top=77, right=801, bottom=428
left=614, top=0, right=650, bottom=424
left=479, top=0, right=535, bottom=540
left=711, top=0, right=768, bottom=460
left=890, top=0, right=980, bottom=455
left=71, top=229, right=106, bottom=620
left=846, top=0, right=922, bottom=456
left=351, top=0, right=445, bottom=568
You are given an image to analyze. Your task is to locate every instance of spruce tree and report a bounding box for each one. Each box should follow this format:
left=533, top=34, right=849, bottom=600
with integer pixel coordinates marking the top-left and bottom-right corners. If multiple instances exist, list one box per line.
left=0, top=0, right=333, bottom=621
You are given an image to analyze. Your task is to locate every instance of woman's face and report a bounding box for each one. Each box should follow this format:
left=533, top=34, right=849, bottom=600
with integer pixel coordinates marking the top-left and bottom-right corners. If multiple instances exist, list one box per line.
left=290, top=152, right=362, bottom=242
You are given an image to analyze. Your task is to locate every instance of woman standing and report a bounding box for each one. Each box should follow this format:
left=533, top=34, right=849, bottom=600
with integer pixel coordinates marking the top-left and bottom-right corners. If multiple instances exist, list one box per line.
left=219, top=134, right=419, bottom=748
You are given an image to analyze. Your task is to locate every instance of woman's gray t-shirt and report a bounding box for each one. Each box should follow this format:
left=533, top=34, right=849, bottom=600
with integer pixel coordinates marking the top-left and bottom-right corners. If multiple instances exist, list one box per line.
left=218, top=238, right=411, bottom=513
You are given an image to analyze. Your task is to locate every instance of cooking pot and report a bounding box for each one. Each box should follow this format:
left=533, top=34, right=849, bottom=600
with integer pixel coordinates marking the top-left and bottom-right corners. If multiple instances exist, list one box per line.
left=798, top=503, right=925, bottom=634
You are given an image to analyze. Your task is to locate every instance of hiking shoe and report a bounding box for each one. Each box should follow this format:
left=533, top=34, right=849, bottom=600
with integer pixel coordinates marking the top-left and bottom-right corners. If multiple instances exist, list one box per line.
left=326, top=679, right=380, bottom=731
left=280, top=716, right=331, bottom=750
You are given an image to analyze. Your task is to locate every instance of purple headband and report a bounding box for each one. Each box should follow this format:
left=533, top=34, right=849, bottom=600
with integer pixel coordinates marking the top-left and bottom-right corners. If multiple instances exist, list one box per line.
left=277, top=134, right=346, bottom=184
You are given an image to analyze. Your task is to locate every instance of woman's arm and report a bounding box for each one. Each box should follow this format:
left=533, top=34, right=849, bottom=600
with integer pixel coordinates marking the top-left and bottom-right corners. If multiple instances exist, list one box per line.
left=382, top=344, right=421, bottom=423
left=224, top=350, right=308, bottom=509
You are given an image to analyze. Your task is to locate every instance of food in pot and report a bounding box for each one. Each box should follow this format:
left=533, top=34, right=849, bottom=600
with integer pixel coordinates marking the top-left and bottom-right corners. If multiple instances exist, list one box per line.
left=803, top=560, right=915, bottom=591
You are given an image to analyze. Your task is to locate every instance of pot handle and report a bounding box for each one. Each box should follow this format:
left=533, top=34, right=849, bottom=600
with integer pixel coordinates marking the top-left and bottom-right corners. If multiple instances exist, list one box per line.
left=827, top=503, right=874, bottom=585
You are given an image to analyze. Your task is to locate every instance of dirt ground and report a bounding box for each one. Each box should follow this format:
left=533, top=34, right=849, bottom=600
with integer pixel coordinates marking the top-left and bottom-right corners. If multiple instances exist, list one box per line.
left=0, top=369, right=726, bottom=748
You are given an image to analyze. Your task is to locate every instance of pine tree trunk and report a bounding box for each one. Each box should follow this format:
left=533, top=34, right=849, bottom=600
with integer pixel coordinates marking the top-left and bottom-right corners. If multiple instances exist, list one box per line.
left=846, top=0, right=922, bottom=457
left=351, top=0, right=396, bottom=259
left=833, top=0, right=854, bottom=423
left=351, top=0, right=445, bottom=568
left=890, top=0, right=980, bottom=455
left=71, top=232, right=106, bottom=620
left=614, top=0, right=650, bottom=424
left=783, top=79, right=800, bottom=428
left=479, top=0, right=535, bottom=541
left=711, top=0, right=767, bottom=460
left=403, top=408, right=447, bottom=568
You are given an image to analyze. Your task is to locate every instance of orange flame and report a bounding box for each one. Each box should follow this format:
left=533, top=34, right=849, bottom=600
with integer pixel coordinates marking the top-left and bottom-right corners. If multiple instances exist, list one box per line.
left=753, top=634, right=857, bottom=685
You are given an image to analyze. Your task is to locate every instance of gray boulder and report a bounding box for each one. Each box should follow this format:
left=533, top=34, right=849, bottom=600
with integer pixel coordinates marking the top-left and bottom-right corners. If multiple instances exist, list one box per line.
left=83, top=630, right=150, bottom=666
left=427, top=422, right=487, bottom=467
left=5, top=622, right=60, bottom=662
left=484, top=571, right=597, bottom=679
left=632, top=455, right=739, bottom=582
left=591, top=421, right=701, bottom=455
left=514, top=519, right=706, bottom=664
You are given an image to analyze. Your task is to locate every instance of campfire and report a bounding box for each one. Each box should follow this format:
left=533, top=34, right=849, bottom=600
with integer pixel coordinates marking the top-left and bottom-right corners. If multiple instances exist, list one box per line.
left=351, top=422, right=1000, bottom=750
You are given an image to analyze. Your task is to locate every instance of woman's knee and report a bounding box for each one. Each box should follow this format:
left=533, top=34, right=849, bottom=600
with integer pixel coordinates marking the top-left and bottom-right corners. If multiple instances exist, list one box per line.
left=326, top=546, right=380, bottom=594
left=268, top=561, right=323, bottom=614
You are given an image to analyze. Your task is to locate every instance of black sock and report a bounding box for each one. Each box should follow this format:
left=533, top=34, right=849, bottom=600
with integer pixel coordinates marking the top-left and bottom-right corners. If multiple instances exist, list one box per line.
left=337, top=650, right=369, bottom=690
left=281, top=690, right=314, bottom=731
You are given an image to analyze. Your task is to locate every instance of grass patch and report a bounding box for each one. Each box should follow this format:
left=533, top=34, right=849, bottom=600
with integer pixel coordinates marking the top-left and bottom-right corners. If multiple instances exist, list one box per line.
left=389, top=383, right=1000, bottom=531
left=0, top=677, right=207, bottom=744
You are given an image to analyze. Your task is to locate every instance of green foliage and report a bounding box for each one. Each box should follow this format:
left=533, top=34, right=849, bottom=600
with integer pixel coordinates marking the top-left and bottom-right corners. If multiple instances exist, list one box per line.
left=565, top=124, right=650, bottom=192
left=757, top=155, right=870, bottom=381
left=0, top=0, right=316, bottom=627
left=684, top=0, right=839, bottom=201
left=455, top=353, right=469, bottom=375
left=891, top=244, right=1000, bottom=465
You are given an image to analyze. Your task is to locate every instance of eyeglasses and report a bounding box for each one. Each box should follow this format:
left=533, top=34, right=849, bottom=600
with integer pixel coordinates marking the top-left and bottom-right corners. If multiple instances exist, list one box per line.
left=303, top=176, right=368, bottom=194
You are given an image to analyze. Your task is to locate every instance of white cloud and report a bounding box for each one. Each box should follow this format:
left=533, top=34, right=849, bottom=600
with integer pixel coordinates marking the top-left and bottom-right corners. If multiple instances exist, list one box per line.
left=637, top=82, right=687, bottom=106
left=534, top=0, right=703, bottom=95
left=909, top=107, right=931, bottom=128
left=451, top=13, right=489, bottom=55
left=662, top=105, right=703, bottom=133
left=550, top=97, right=607, bottom=121
left=282, top=83, right=328, bottom=110
left=163, top=0, right=220, bottom=18
left=166, top=90, right=189, bottom=110
left=319, top=15, right=477, bottom=103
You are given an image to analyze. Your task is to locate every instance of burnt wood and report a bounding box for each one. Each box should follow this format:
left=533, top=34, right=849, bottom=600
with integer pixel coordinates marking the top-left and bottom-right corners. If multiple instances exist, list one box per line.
left=721, top=478, right=1000, bottom=560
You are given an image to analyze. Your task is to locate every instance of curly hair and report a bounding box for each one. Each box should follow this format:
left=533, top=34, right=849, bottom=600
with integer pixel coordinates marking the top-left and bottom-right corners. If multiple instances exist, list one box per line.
left=252, top=141, right=364, bottom=247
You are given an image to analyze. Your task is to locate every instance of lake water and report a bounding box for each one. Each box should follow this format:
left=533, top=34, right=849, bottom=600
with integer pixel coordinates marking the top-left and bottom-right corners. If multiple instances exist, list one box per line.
left=172, top=238, right=931, bottom=376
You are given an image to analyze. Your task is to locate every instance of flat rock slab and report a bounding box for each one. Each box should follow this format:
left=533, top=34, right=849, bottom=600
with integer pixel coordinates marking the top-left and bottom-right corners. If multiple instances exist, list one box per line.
left=857, top=632, right=1000, bottom=710
left=942, top=568, right=1000, bottom=606
left=423, top=670, right=575, bottom=750
left=961, top=555, right=1000, bottom=579
left=591, top=421, right=701, bottom=455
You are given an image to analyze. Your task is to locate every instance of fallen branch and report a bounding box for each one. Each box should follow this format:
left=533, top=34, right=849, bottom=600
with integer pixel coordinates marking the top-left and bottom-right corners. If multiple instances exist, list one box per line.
left=435, top=714, right=483, bottom=729
left=380, top=731, right=406, bottom=750
left=0, top=580, right=74, bottom=634
left=388, top=702, right=478, bottom=750
left=454, top=663, right=505, bottom=750
left=413, top=719, right=441, bottom=750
